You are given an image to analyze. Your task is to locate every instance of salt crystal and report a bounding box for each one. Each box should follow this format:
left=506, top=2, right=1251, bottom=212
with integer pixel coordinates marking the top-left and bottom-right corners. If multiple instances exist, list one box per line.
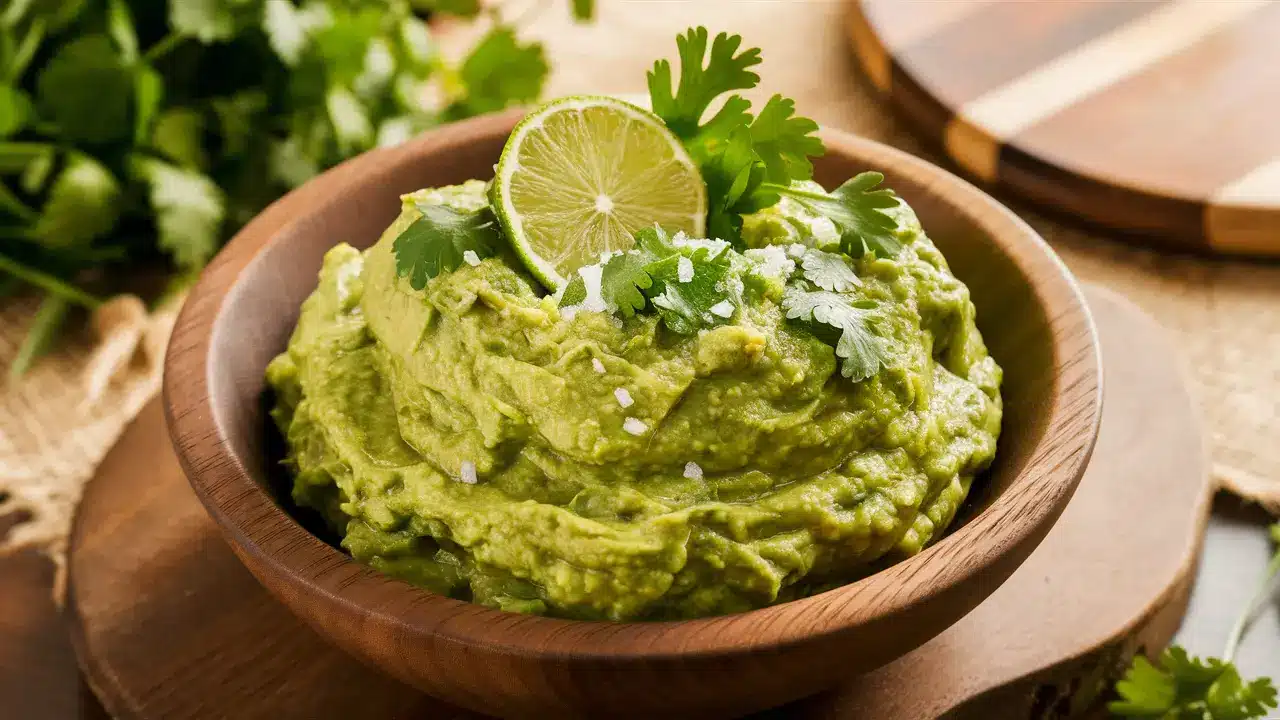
left=578, top=265, right=608, bottom=312
left=614, top=388, right=634, bottom=408
left=459, top=461, right=478, bottom=484
left=755, top=245, right=794, bottom=278
left=683, top=462, right=703, bottom=480
left=622, top=417, right=648, bottom=435
left=462, top=250, right=481, bottom=266
left=592, top=357, right=606, bottom=373
left=677, top=256, right=695, bottom=283
left=709, top=300, right=735, bottom=318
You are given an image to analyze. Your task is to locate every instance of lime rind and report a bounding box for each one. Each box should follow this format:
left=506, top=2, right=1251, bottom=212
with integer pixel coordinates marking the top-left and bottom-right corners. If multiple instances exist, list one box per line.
left=494, top=95, right=707, bottom=290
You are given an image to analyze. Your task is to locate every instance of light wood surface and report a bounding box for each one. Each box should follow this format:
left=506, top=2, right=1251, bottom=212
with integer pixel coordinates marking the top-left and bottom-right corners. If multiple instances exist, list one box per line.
left=157, top=110, right=1099, bottom=717
left=67, top=287, right=1205, bottom=718
left=848, top=0, right=1280, bottom=256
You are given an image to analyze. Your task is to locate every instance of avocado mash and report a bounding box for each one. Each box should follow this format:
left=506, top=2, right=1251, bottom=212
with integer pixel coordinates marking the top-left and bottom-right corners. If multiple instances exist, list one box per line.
left=266, top=181, right=1002, bottom=621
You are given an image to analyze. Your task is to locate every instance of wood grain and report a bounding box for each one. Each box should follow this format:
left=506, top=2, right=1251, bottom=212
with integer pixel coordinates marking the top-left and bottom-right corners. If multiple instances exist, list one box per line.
left=849, top=0, right=1280, bottom=257
left=69, top=288, right=1202, bottom=719
left=159, top=111, right=1100, bottom=717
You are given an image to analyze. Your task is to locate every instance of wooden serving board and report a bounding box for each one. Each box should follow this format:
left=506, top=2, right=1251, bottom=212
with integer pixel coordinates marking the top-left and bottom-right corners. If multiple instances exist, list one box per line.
left=64, top=287, right=1212, bottom=719
left=846, top=0, right=1280, bottom=257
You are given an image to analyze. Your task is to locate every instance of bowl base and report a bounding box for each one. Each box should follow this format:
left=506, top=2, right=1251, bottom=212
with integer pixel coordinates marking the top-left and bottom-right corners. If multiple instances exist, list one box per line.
left=66, top=286, right=1208, bottom=719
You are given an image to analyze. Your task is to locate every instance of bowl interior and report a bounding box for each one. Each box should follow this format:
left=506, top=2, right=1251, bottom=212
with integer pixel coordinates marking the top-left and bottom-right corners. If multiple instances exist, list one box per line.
left=211, top=129, right=1058, bottom=541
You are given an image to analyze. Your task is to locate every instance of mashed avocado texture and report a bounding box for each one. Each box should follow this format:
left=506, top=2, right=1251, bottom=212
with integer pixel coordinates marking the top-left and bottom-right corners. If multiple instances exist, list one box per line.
left=266, top=180, right=1002, bottom=620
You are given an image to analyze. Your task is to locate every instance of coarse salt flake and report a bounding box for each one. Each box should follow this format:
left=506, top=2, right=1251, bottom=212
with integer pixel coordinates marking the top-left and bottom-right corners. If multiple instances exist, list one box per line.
left=462, top=250, right=481, bottom=266
left=592, top=357, right=606, bottom=373
left=683, top=462, right=703, bottom=480
left=756, top=245, right=794, bottom=278
left=578, top=264, right=609, bottom=312
left=709, top=300, right=735, bottom=318
left=459, top=461, right=478, bottom=484
left=623, top=417, right=648, bottom=435
left=614, top=387, right=634, bottom=408
left=677, top=256, right=695, bottom=283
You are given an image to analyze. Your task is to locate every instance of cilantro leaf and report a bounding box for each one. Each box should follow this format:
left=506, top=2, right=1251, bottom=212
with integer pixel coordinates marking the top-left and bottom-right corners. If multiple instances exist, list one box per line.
left=800, top=248, right=860, bottom=292
left=133, top=157, right=226, bottom=270
left=781, top=287, right=885, bottom=381
left=750, top=95, right=823, bottom=185
left=647, top=27, right=761, bottom=140
left=774, top=172, right=902, bottom=258
left=558, top=226, right=738, bottom=333
left=262, top=0, right=309, bottom=66
left=703, top=125, right=769, bottom=245
left=633, top=225, right=679, bottom=259
left=151, top=108, right=208, bottom=169
left=449, top=26, right=547, bottom=117
left=392, top=203, right=502, bottom=291
left=645, top=242, right=734, bottom=333
left=168, top=0, right=256, bottom=44
left=308, top=6, right=385, bottom=88
left=647, top=28, right=823, bottom=247
left=36, top=35, right=134, bottom=144
left=560, top=226, right=675, bottom=315
left=571, top=0, right=593, bottom=21
left=1110, top=647, right=1278, bottom=719
left=326, top=87, right=374, bottom=155
left=30, top=153, right=121, bottom=248
left=1111, top=655, right=1178, bottom=715
left=560, top=251, right=653, bottom=316
left=0, top=86, right=32, bottom=138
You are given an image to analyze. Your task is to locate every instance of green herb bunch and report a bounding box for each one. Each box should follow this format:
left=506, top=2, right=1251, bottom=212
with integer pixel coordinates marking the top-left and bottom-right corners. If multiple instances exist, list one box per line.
left=0, top=0, right=589, bottom=377
left=1110, top=522, right=1280, bottom=719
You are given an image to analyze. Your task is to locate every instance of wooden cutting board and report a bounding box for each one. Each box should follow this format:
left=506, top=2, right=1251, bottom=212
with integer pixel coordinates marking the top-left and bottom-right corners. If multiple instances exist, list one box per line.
left=64, top=286, right=1212, bottom=719
left=846, top=0, right=1280, bottom=257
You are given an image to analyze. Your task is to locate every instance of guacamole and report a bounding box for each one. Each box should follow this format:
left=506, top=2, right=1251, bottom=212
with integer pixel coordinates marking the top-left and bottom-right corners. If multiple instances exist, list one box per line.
left=266, top=181, right=1002, bottom=621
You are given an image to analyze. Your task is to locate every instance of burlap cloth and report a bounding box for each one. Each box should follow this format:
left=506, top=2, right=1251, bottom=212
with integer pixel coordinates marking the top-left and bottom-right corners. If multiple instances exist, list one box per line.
left=2, top=1, right=1277, bottom=573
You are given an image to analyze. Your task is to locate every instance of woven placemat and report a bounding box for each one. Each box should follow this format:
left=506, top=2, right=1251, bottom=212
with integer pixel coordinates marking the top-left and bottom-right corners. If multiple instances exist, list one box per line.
left=2, top=0, right=1276, bottom=576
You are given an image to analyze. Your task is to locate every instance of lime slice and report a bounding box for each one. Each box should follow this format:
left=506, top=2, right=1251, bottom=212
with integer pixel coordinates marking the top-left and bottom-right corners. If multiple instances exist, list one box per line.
left=493, top=96, right=707, bottom=289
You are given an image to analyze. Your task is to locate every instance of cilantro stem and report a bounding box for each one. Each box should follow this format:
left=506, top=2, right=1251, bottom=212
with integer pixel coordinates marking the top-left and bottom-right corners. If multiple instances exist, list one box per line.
left=142, top=31, right=185, bottom=63
left=6, top=17, right=46, bottom=82
left=1223, top=541, right=1280, bottom=662
left=760, top=182, right=825, bottom=201
left=0, top=253, right=102, bottom=309
left=8, top=293, right=69, bottom=381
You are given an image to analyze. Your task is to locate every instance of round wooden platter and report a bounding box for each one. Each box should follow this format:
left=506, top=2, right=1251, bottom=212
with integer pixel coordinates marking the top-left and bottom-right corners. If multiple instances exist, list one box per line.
left=846, top=0, right=1280, bottom=258
left=65, top=286, right=1210, bottom=719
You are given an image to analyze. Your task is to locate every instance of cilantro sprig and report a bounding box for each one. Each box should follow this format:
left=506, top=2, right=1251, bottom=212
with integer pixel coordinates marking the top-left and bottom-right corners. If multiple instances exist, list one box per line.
left=771, top=172, right=904, bottom=259
left=0, top=0, right=589, bottom=377
left=393, top=203, right=501, bottom=291
left=558, top=226, right=738, bottom=334
left=1110, top=523, right=1280, bottom=719
left=646, top=28, right=823, bottom=246
left=781, top=286, right=885, bottom=382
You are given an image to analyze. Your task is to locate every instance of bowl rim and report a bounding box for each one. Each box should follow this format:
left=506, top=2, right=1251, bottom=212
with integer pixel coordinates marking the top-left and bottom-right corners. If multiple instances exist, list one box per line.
left=164, top=109, right=1102, bottom=662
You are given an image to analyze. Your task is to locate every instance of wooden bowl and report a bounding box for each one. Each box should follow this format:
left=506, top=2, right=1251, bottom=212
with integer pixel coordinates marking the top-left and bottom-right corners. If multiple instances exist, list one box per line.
left=163, top=109, right=1101, bottom=718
